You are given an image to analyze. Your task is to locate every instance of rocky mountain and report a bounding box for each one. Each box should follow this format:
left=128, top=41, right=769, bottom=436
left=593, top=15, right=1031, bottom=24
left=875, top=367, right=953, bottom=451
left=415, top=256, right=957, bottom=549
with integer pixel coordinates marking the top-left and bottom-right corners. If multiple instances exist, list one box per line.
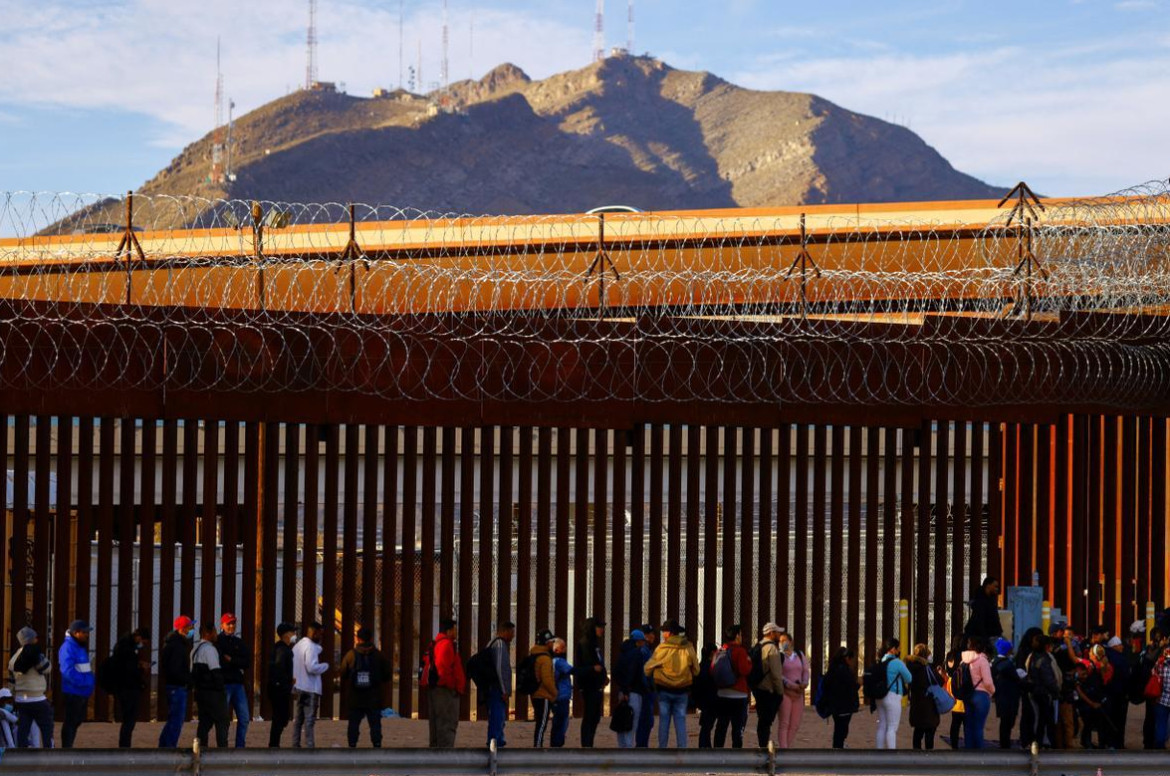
left=119, top=56, right=1006, bottom=221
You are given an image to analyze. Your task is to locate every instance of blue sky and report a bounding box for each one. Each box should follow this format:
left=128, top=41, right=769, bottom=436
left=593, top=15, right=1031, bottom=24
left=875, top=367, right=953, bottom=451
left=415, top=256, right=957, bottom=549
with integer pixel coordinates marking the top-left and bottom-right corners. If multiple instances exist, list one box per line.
left=1, top=0, right=1167, bottom=199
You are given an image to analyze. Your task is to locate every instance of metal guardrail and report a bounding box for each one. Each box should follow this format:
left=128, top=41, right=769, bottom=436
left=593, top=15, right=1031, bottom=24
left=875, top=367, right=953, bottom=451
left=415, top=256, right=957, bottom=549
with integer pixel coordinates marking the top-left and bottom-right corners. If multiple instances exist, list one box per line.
left=1, top=746, right=1166, bottom=776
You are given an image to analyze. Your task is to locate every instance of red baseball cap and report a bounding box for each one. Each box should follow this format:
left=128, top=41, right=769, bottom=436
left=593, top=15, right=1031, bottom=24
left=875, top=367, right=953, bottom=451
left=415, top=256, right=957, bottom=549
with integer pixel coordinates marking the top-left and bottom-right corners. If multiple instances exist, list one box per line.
left=173, top=616, right=195, bottom=631
left=220, top=613, right=237, bottom=626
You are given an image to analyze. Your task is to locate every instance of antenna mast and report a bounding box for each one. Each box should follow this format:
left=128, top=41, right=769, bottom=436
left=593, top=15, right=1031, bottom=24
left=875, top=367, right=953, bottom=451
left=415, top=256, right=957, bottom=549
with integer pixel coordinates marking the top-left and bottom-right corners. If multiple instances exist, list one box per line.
left=305, top=0, right=318, bottom=89
left=211, top=38, right=225, bottom=184
left=593, top=0, right=605, bottom=62
left=398, top=0, right=404, bottom=89
left=628, top=0, right=634, bottom=53
left=441, top=0, right=449, bottom=92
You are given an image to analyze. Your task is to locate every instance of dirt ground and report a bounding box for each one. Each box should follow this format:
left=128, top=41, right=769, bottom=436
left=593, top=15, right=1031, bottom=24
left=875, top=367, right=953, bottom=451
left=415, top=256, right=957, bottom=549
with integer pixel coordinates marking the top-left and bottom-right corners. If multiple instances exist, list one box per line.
left=63, top=700, right=1157, bottom=751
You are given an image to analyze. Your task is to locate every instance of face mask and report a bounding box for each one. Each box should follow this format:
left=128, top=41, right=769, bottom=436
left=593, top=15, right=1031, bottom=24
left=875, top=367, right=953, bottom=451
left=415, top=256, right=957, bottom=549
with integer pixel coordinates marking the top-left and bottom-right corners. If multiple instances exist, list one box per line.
left=187, top=631, right=196, bottom=641
left=2, top=704, right=12, bottom=713
left=289, top=636, right=298, bottom=645
left=782, top=643, right=793, bottom=653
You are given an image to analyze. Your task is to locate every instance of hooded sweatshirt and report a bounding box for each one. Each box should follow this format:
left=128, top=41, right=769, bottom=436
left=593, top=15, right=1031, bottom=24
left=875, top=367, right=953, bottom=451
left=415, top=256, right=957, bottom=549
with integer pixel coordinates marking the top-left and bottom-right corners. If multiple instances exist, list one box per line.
left=161, top=630, right=192, bottom=687
left=644, top=634, right=700, bottom=692
left=339, top=642, right=392, bottom=710
left=960, top=650, right=996, bottom=697
left=614, top=638, right=649, bottom=696
left=526, top=644, right=558, bottom=701
left=292, top=636, right=329, bottom=695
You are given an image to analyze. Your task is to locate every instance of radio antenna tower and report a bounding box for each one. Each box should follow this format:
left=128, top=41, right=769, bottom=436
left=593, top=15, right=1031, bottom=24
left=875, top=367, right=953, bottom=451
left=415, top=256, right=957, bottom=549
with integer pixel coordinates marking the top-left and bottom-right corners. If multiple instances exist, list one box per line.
left=593, top=0, right=605, bottom=62
left=627, top=0, right=634, bottom=53
left=305, top=0, right=318, bottom=89
left=441, top=0, right=449, bottom=91
left=398, top=0, right=404, bottom=89
left=211, top=38, right=225, bottom=184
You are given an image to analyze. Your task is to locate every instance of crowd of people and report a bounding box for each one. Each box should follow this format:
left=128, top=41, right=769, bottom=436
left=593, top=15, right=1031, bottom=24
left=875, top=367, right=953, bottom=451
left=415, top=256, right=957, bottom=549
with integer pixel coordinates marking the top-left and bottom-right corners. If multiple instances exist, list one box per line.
left=4, top=577, right=1170, bottom=752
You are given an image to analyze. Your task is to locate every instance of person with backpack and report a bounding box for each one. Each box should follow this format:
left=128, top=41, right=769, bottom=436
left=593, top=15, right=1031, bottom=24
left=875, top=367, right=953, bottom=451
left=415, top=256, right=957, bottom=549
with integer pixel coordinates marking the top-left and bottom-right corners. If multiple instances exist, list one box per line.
left=959, top=635, right=995, bottom=748
left=1137, top=627, right=1166, bottom=749
left=991, top=638, right=1023, bottom=749
left=1076, top=656, right=1108, bottom=748
left=613, top=628, right=650, bottom=748
left=821, top=647, right=860, bottom=749
left=523, top=629, right=557, bottom=747
left=942, top=637, right=967, bottom=748
left=292, top=620, right=330, bottom=748
left=267, top=623, right=297, bottom=747
left=191, top=622, right=231, bottom=748
left=58, top=619, right=95, bottom=748
left=906, top=643, right=941, bottom=750
left=711, top=623, right=753, bottom=749
left=158, top=615, right=195, bottom=748
left=424, top=618, right=466, bottom=747
left=871, top=638, right=911, bottom=749
left=8, top=626, right=54, bottom=748
left=644, top=619, right=700, bottom=748
left=216, top=613, right=251, bottom=748
left=574, top=616, right=607, bottom=748
left=694, top=642, right=720, bottom=748
left=339, top=626, right=392, bottom=747
left=103, top=627, right=149, bottom=748
left=635, top=623, right=658, bottom=748
left=775, top=630, right=810, bottom=748
left=480, top=621, right=515, bottom=747
left=751, top=623, right=785, bottom=749
left=549, top=637, right=574, bottom=748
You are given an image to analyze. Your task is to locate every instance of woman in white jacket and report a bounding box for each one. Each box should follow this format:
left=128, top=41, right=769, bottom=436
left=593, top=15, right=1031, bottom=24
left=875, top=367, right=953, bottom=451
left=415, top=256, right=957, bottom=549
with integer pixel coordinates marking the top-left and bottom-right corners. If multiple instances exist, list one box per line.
left=291, top=622, right=330, bottom=748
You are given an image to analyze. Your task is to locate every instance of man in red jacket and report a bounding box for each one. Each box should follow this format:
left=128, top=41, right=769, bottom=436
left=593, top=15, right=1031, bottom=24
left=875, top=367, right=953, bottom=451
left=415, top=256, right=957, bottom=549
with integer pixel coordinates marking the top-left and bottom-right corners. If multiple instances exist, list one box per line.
left=712, top=623, right=753, bottom=748
left=425, top=618, right=466, bottom=747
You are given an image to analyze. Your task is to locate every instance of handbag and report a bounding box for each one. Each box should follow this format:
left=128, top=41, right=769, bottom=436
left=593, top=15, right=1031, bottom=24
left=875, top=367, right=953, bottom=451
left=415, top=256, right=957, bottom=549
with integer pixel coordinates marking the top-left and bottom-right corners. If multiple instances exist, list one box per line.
left=926, top=666, right=955, bottom=715
left=609, top=698, right=635, bottom=733
left=1144, top=662, right=1164, bottom=701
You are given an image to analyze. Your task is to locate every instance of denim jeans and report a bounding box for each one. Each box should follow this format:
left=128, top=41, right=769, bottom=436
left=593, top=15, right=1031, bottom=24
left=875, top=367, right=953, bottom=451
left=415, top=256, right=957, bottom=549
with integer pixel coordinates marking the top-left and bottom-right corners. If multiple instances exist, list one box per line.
left=658, top=690, right=689, bottom=748
left=293, top=691, right=320, bottom=748
left=158, top=685, right=188, bottom=748
left=486, top=686, right=508, bottom=746
left=224, top=684, right=250, bottom=748
left=964, top=691, right=991, bottom=749
left=1153, top=703, right=1169, bottom=749
left=616, top=693, right=643, bottom=748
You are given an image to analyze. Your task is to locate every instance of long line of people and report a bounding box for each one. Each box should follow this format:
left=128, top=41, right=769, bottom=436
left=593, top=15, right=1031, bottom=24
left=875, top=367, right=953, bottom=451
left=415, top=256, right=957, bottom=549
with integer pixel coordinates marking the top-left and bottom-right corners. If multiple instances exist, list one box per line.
left=5, top=602, right=1170, bottom=751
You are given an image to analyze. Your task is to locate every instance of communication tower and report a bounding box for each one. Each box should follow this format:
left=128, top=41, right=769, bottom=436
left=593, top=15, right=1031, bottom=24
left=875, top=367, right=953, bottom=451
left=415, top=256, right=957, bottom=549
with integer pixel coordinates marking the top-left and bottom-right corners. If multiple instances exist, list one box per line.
left=210, top=38, right=225, bottom=184
left=306, top=0, right=318, bottom=89
left=628, top=0, right=634, bottom=53
left=593, top=0, right=605, bottom=62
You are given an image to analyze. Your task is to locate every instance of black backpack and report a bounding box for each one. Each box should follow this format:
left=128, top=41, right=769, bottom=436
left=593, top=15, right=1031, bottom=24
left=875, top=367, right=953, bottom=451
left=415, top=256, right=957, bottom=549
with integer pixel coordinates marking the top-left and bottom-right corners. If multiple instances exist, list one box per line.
left=466, top=639, right=500, bottom=691
left=352, top=650, right=376, bottom=690
left=952, top=662, right=976, bottom=702
left=862, top=659, right=889, bottom=701
left=516, top=652, right=544, bottom=696
left=747, top=642, right=766, bottom=688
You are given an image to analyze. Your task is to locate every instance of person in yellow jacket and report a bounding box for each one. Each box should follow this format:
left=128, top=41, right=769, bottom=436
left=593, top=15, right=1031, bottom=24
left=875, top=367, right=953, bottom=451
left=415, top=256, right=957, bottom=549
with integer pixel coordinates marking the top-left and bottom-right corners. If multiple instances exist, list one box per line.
left=644, top=620, right=700, bottom=748
left=528, top=630, right=559, bottom=748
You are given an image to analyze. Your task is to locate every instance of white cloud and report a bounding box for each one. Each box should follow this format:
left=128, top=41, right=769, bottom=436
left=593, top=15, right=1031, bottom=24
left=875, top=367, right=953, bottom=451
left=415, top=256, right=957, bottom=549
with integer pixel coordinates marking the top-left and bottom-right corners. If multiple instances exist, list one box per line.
left=732, top=38, right=1170, bottom=196
left=1115, top=0, right=1158, bottom=10
left=0, top=1, right=589, bottom=147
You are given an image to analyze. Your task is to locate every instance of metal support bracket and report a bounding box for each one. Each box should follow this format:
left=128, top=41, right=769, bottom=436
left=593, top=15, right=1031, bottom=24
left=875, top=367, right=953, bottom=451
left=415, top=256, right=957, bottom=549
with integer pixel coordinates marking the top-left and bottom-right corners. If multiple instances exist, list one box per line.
left=584, top=212, right=621, bottom=314
left=998, top=181, right=1047, bottom=320
left=336, top=203, right=370, bottom=313
left=113, top=190, right=147, bottom=305
left=782, top=213, right=822, bottom=318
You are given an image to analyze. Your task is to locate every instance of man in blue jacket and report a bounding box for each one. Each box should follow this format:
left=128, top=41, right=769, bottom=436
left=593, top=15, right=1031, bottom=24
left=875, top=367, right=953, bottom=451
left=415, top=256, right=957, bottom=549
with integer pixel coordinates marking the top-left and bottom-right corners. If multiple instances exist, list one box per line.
left=59, top=619, right=95, bottom=748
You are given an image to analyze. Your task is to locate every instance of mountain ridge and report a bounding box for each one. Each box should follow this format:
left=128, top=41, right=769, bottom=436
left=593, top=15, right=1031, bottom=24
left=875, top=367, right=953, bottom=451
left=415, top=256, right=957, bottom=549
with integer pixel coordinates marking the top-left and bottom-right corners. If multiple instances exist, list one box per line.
left=129, top=55, right=1004, bottom=221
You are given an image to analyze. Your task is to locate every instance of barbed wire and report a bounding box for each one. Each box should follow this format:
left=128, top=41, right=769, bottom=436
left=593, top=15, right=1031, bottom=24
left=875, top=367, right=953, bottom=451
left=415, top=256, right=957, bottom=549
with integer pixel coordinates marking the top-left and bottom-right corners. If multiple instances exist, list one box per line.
left=1, top=182, right=1169, bottom=409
